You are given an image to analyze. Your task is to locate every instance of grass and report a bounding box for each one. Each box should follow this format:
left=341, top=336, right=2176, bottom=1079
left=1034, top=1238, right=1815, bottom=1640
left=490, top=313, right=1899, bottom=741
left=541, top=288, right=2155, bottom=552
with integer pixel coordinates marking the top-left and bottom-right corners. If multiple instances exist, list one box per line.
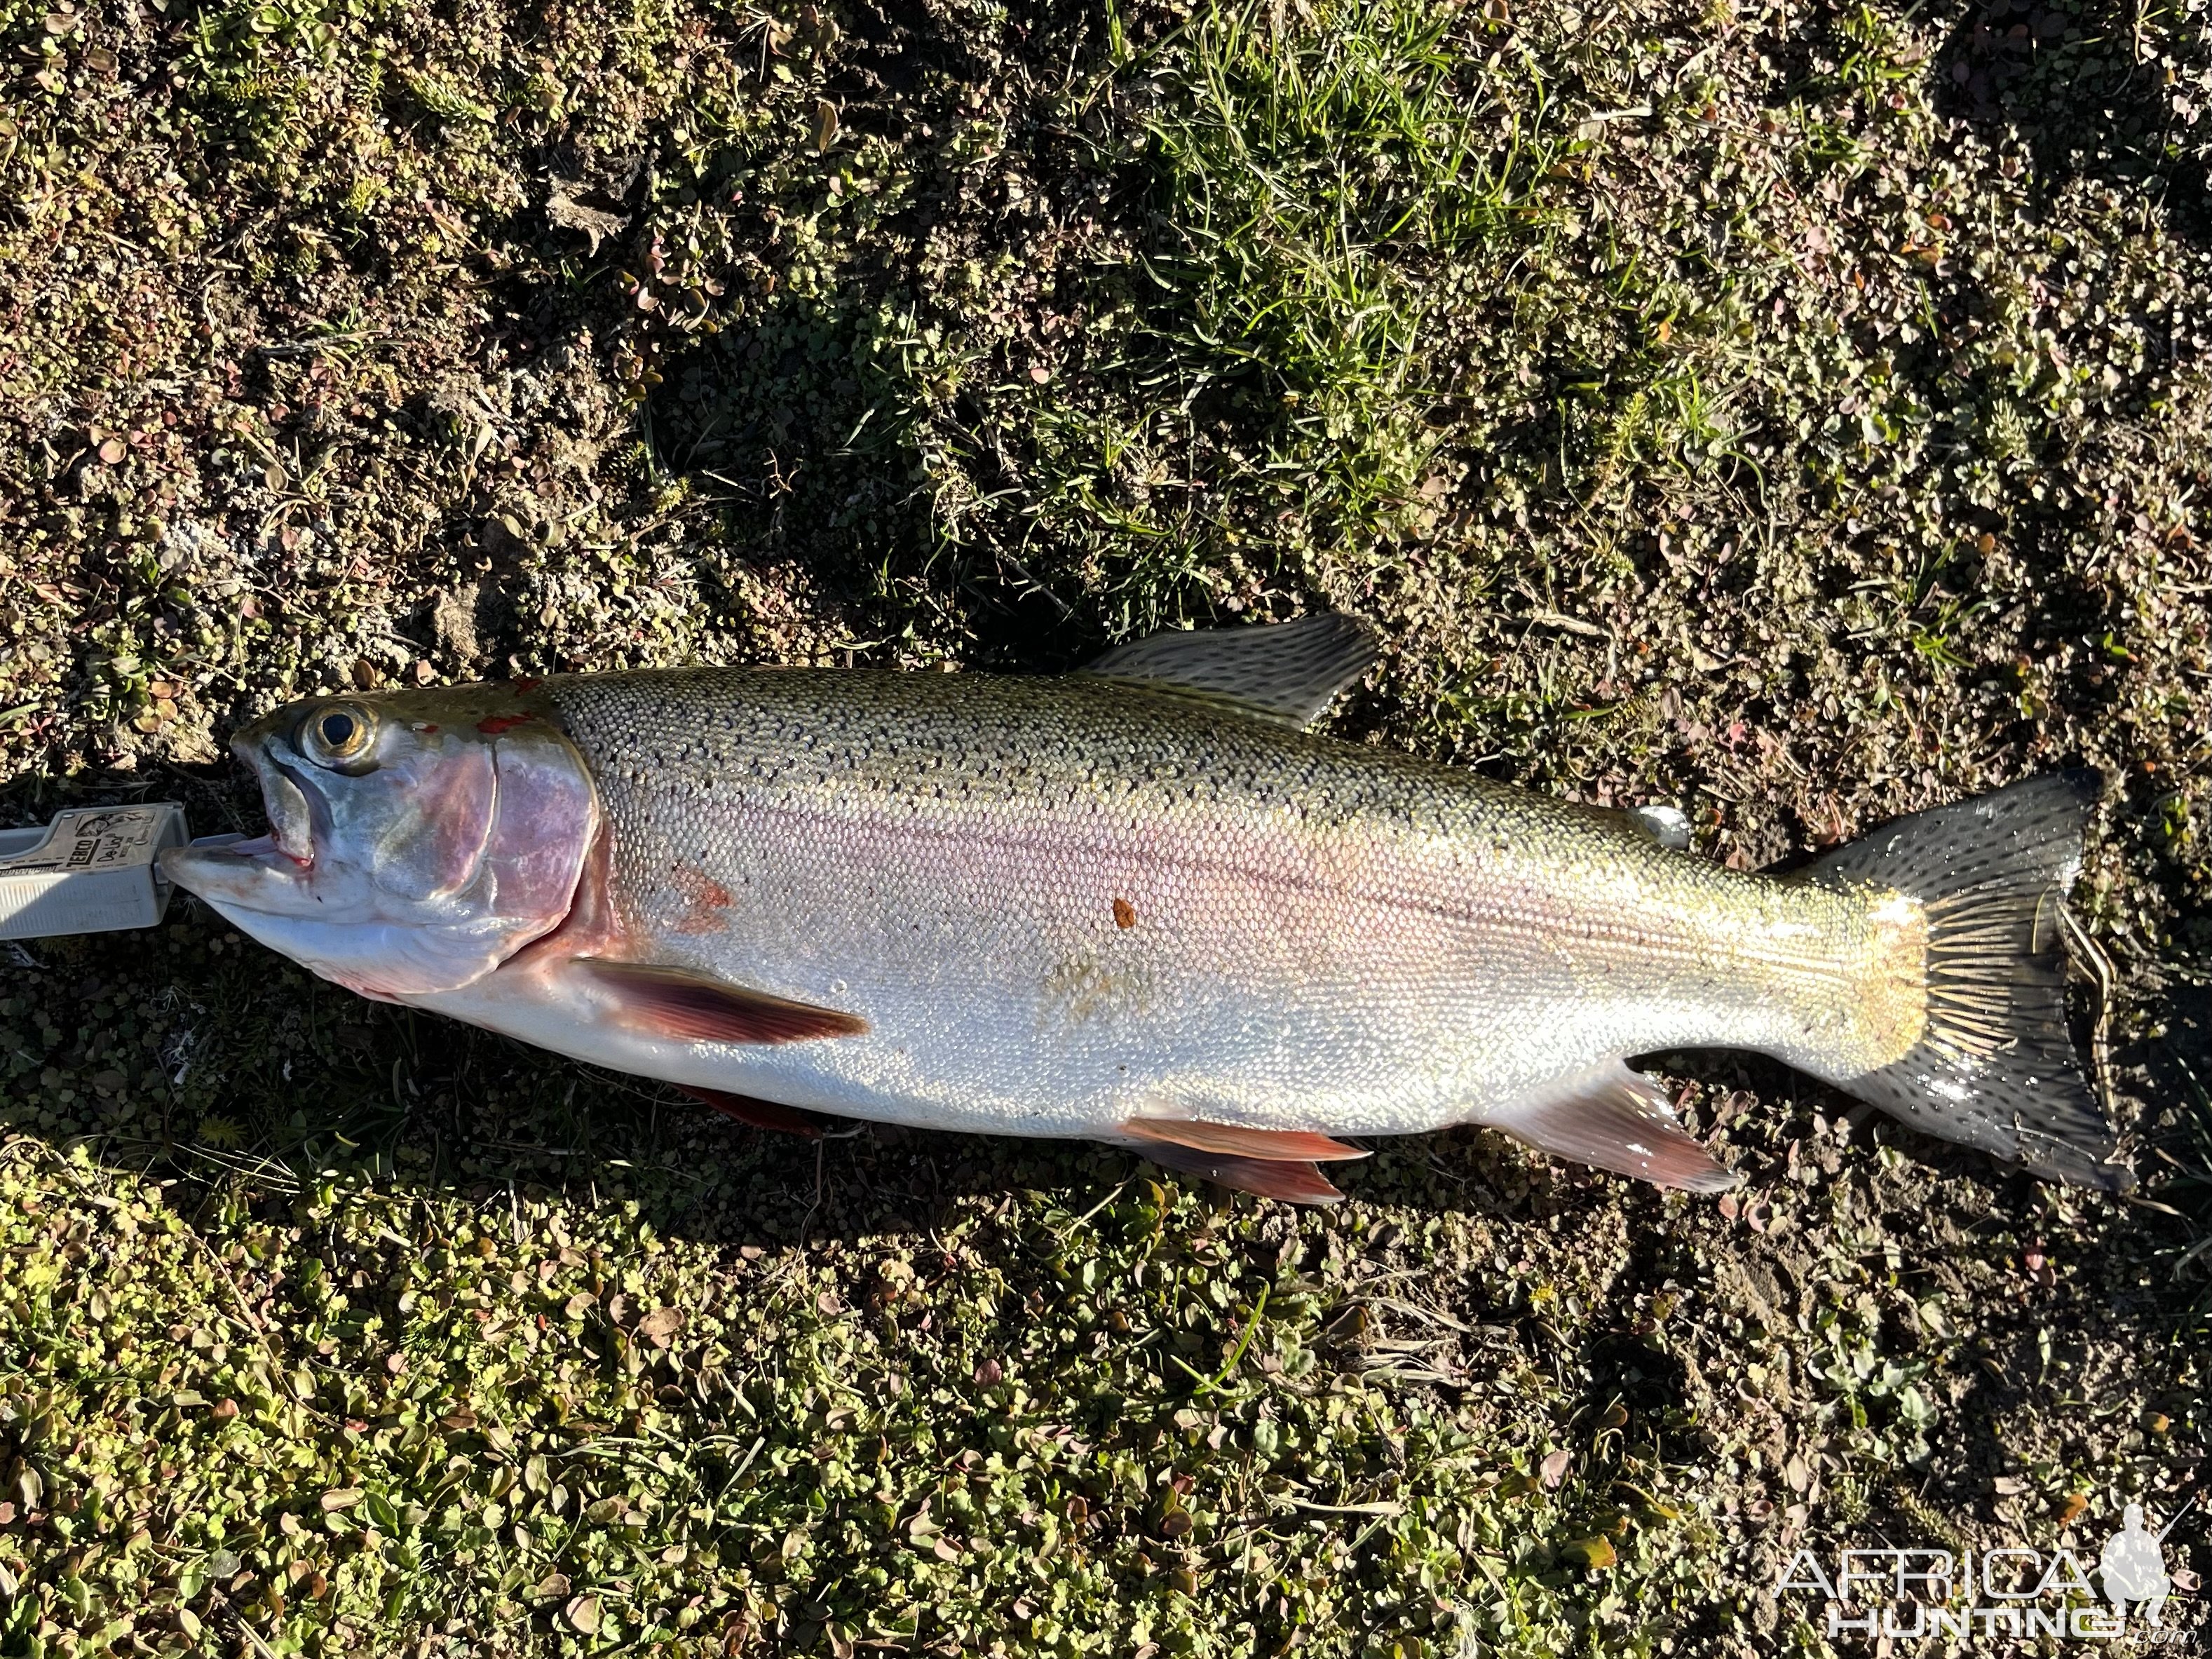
left=3, top=0, right=2211, bottom=1653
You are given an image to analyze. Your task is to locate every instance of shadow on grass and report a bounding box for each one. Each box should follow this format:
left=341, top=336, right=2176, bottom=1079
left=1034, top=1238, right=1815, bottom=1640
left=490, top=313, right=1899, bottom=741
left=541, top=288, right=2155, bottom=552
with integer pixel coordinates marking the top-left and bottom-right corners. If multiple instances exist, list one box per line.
left=1936, top=0, right=2211, bottom=243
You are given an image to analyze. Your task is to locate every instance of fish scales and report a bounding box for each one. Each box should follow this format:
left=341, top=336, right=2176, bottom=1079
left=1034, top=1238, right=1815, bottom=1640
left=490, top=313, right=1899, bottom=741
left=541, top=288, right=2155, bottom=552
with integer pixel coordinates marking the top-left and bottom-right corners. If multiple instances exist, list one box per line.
left=538, top=668, right=1903, bottom=1139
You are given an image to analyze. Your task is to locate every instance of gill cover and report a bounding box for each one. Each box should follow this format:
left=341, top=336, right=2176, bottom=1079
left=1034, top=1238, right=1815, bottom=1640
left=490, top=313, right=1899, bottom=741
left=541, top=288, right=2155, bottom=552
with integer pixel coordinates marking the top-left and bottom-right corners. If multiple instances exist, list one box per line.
left=160, top=684, right=599, bottom=999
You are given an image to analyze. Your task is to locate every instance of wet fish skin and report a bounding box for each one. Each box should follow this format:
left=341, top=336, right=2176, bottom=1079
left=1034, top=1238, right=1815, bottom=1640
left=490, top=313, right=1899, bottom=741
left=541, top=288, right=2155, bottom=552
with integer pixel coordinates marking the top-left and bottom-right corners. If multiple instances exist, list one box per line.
left=480, top=667, right=1912, bottom=1137
left=161, top=622, right=2128, bottom=1196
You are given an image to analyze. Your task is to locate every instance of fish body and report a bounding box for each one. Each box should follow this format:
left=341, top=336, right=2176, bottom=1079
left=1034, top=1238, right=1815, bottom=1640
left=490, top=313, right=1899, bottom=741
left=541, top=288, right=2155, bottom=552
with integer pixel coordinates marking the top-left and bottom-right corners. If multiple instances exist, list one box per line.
left=427, top=668, right=1909, bottom=1133
left=163, top=618, right=2129, bottom=1198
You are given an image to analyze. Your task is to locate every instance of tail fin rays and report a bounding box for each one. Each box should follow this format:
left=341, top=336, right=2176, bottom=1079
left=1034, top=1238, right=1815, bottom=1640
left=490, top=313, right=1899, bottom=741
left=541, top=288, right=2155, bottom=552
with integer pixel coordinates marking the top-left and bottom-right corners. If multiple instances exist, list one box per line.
left=1810, top=770, right=2131, bottom=1192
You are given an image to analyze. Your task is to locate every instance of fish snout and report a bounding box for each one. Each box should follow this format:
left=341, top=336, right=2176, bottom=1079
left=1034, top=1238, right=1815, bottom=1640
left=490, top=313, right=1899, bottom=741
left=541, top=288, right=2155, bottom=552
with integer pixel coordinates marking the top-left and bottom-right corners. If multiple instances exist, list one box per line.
left=154, top=731, right=325, bottom=909
left=157, top=833, right=312, bottom=910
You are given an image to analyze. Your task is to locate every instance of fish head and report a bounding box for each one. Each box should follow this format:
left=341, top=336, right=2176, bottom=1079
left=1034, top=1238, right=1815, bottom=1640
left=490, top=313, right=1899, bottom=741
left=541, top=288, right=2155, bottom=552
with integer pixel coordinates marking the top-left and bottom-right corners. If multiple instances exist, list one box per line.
left=161, top=683, right=598, bottom=998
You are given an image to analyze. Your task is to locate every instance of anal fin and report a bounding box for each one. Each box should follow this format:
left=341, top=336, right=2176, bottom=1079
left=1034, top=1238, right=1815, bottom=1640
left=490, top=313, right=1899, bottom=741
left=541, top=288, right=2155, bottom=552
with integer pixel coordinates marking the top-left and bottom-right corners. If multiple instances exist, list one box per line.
left=1120, top=1118, right=1369, bottom=1163
left=1488, top=1064, right=1739, bottom=1193
left=1127, top=1140, right=1346, bottom=1205
left=677, top=1085, right=826, bottom=1139
left=578, top=959, right=869, bottom=1044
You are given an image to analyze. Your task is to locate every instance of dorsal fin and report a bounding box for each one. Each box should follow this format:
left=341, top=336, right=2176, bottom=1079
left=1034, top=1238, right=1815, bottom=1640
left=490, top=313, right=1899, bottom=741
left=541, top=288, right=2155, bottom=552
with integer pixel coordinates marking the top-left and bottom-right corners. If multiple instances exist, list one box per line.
left=1077, top=614, right=1378, bottom=729
left=1622, top=804, right=1691, bottom=850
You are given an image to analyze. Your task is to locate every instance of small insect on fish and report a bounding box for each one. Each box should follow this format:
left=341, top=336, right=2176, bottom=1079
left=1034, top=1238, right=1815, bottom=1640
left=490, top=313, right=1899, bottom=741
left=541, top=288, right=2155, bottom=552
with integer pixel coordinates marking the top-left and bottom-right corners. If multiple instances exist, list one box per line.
left=163, top=616, right=2131, bottom=1202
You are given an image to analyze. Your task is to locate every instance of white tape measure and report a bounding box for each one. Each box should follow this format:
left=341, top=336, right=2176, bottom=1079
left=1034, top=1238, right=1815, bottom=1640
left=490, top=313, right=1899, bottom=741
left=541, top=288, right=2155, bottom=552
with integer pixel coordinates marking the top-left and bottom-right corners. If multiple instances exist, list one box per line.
left=0, top=804, right=242, bottom=939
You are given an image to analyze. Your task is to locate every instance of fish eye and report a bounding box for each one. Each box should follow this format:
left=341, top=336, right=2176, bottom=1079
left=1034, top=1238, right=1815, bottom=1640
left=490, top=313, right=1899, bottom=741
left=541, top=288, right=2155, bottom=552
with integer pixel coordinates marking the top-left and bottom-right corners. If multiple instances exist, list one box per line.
left=300, top=702, right=379, bottom=771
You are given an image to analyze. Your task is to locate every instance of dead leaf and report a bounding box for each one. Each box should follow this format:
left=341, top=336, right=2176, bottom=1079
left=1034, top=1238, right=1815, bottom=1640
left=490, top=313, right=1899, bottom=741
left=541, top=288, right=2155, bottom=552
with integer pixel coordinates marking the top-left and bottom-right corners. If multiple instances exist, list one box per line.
left=546, top=179, right=628, bottom=255
left=1540, top=1448, right=1570, bottom=1487
left=814, top=98, right=839, bottom=152
left=1561, top=1535, right=1615, bottom=1569
left=637, top=1306, right=684, bottom=1349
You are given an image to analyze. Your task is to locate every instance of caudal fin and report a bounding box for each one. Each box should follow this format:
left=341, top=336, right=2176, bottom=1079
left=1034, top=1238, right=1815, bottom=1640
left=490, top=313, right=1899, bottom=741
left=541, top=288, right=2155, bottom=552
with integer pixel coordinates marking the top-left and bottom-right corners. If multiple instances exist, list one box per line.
left=1808, top=770, right=2131, bottom=1191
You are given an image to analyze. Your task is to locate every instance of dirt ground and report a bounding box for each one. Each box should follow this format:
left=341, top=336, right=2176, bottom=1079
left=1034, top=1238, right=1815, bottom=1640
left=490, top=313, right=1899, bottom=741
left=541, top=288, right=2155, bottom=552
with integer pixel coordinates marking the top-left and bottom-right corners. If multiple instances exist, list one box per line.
left=1, top=0, right=2208, bottom=1653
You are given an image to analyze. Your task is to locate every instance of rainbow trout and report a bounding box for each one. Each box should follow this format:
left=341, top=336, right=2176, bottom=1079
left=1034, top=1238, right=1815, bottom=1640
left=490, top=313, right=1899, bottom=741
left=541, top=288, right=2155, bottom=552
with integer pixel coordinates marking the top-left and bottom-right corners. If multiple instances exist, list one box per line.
left=162, top=616, right=2129, bottom=1200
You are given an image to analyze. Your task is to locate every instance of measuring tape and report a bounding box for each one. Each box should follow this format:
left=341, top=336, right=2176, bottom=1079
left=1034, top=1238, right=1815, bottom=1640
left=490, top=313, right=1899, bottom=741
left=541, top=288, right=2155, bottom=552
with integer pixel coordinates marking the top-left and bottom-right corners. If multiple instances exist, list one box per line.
left=0, top=804, right=243, bottom=940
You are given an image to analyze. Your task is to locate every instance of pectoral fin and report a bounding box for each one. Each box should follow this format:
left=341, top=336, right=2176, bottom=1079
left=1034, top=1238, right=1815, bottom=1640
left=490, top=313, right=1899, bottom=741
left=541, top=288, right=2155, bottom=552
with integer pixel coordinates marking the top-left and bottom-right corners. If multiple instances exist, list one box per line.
left=1078, top=613, right=1378, bottom=729
left=677, top=1085, right=827, bottom=1138
left=1488, top=1064, right=1739, bottom=1193
left=578, top=959, right=869, bottom=1044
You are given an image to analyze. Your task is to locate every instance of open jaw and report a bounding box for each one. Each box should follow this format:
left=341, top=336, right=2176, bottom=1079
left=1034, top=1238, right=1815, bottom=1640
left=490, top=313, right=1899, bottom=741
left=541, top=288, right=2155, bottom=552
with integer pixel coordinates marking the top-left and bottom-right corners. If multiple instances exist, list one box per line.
left=157, top=708, right=603, bottom=1001
left=255, top=745, right=320, bottom=865
left=158, top=738, right=325, bottom=902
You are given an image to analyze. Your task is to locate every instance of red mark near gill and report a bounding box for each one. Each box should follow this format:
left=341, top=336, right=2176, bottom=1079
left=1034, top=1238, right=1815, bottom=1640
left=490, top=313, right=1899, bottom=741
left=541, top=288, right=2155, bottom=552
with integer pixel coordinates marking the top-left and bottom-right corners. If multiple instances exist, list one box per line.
left=670, top=864, right=735, bottom=934
left=476, top=713, right=536, bottom=735
left=1112, top=897, right=1137, bottom=929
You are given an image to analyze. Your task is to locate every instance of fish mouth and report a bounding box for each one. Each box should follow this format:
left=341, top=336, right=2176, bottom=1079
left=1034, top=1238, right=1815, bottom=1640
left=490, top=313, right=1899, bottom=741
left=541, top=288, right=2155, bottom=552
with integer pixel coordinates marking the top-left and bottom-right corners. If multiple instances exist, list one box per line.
left=251, top=743, right=320, bottom=866
left=156, top=734, right=323, bottom=901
